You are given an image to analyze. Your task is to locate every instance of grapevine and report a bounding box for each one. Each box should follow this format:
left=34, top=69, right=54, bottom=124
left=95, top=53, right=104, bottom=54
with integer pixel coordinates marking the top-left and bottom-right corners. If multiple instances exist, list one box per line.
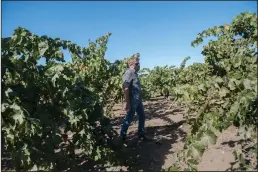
left=1, top=27, right=128, bottom=171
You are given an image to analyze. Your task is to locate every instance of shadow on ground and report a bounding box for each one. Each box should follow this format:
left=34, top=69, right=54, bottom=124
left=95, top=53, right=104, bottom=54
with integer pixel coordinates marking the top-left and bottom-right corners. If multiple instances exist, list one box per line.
left=111, top=120, right=187, bottom=171
left=78, top=120, right=187, bottom=171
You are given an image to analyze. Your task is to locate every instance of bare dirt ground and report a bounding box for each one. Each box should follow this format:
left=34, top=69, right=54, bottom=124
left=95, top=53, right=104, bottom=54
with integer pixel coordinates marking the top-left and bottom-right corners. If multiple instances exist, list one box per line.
left=108, top=97, right=244, bottom=171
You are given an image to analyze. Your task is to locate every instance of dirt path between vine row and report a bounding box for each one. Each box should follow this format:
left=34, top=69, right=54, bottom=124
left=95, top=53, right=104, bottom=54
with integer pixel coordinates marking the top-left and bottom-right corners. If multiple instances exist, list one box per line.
left=107, top=97, right=243, bottom=171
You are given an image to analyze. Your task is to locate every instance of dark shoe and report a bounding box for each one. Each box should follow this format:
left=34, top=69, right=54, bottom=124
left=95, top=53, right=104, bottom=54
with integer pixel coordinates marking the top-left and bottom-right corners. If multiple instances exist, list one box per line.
left=120, top=136, right=128, bottom=147
left=112, top=136, right=127, bottom=148
left=121, top=135, right=126, bottom=142
left=138, top=134, right=151, bottom=141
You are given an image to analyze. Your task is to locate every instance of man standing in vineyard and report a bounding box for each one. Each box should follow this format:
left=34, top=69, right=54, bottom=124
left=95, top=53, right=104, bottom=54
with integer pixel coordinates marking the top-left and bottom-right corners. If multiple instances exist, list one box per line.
left=120, top=53, right=148, bottom=142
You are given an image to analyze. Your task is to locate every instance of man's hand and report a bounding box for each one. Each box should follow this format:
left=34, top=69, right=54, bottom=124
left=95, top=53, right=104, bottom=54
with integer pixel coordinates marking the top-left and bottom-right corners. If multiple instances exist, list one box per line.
left=123, top=83, right=130, bottom=112
left=124, top=102, right=130, bottom=112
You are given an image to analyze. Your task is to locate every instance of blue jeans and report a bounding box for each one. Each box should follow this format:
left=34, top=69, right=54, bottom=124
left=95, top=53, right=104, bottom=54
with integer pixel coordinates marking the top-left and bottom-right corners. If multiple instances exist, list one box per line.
left=120, top=100, right=145, bottom=137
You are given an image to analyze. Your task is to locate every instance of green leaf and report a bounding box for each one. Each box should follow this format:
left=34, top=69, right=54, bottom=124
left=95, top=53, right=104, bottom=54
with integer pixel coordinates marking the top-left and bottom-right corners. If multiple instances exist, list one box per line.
left=87, top=134, right=91, bottom=140
left=94, top=155, right=99, bottom=161
left=230, top=101, right=239, bottom=115
left=55, top=50, right=64, bottom=59
left=219, top=87, right=229, bottom=98
left=51, top=73, right=59, bottom=87
left=38, top=41, right=49, bottom=56
left=239, top=153, right=244, bottom=164
left=228, top=80, right=236, bottom=90
left=215, top=76, right=223, bottom=83
left=1, top=103, right=9, bottom=113
left=187, top=158, right=198, bottom=165
left=168, top=166, right=180, bottom=171
left=233, top=72, right=242, bottom=80
left=232, top=150, right=238, bottom=160
left=199, top=130, right=217, bottom=147
left=24, top=147, right=30, bottom=156
left=79, top=129, right=85, bottom=136
left=183, top=91, right=190, bottom=100
left=13, top=113, right=24, bottom=124
left=187, top=144, right=201, bottom=160
left=199, top=84, right=205, bottom=91
left=7, top=132, right=14, bottom=141
left=5, top=88, right=13, bottom=97
left=243, top=79, right=252, bottom=90
left=245, top=91, right=255, bottom=100
left=10, top=104, right=25, bottom=124
left=234, top=79, right=241, bottom=86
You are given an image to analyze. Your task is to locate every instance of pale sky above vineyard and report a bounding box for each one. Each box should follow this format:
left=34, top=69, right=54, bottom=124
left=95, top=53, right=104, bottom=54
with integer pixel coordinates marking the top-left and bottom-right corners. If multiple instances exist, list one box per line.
left=2, top=1, right=257, bottom=69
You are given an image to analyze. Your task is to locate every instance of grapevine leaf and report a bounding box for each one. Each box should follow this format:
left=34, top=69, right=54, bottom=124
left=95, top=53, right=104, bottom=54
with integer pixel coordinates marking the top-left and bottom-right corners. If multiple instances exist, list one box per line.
left=94, top=155, right=99, bottom=161
left=13, top=112, right=24, bottom=125
left=199, top=84, right=205, bottom=91
left=239, top=153, right=244, bottom=164
left=55, top=50, right=64, bottom=59
left=187, top=144, right=201, bottom=160
left=38, top=41, right=49, bottom=56
left=7, top=132, right=14, bottom=141
left=243, top=79, right=252, bottom=90
left=5, top=88, right=13, bottom=97
left=228, top=80, right=236, bottom=90
left=199, top=130, right=217, bottom=147
left=51, top=73, right=59, bottom=87
left=79, top=129, right=86, bottom=136
left=233, top=150, right=238, bottom=160
left=168, top=166, right=180, bottom=171
left=187, top=158, right=198, bottom=165
left=219, top=87, right=229, bottom=98
left=87, top=133, right=91, bottom=140
left=230, top=101, right=239, bottom=115
left=233, top=72, right=242, bottom=80
left=24, top=147, right=30, bottom=156
left=233, top=79, right=241, bottom=86
left=215, top=76, right=223, bottom=83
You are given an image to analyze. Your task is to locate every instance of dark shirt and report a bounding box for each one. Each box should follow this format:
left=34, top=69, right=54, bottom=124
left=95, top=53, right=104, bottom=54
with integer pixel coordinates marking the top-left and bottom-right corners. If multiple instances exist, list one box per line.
left=122, top=68, right=142, bottom=104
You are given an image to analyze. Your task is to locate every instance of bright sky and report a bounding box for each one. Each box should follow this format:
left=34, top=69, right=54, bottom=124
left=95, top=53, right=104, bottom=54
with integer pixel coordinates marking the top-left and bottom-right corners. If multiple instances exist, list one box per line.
left=2, top=1, right=257, bottom=69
